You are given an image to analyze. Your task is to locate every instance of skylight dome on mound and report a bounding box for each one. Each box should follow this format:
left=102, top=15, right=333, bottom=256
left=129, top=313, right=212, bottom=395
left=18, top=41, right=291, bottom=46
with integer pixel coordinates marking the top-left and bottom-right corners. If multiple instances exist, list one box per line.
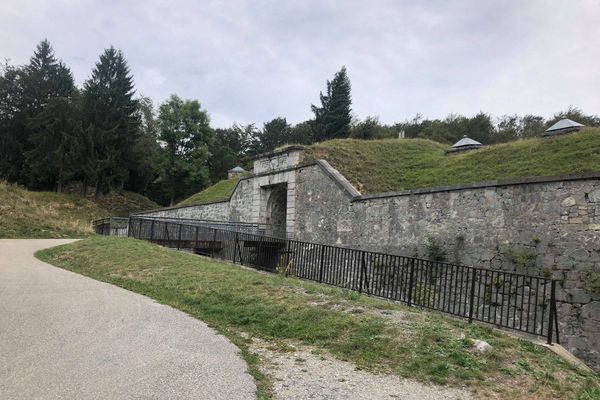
left=544, top=118, right=584, bottom=136
left=451, top=136, right=482, bottom=148
left=445, top=135, right=483, bottom=155
left=228, top=166, right=247, bottom=179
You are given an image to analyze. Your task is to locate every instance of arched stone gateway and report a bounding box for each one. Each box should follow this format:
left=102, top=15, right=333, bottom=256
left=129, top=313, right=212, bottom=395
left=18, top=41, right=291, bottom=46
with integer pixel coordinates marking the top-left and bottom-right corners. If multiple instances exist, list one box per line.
left=266, top=184, right=287, bottom=238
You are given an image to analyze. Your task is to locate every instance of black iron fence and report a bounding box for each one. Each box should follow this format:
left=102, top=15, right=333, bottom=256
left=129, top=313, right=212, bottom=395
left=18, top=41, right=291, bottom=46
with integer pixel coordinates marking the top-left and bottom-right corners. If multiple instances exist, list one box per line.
left=126, top=215, right=560, bottom=344
left=129, top=215, right=288, bottom=238
left=93, top=217, right=129, bottom=236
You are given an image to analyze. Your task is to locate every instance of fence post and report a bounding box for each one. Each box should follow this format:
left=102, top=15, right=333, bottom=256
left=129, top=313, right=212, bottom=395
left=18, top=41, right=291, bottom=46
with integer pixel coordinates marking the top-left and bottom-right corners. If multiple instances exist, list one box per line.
left=407, top=258, right=415, bottom=307
left=468, top=268, right=477, bottom=323
left=177, top=223, right=182, bottom=250
left=318, top=246, right=325, bottom=283
left=233, top=232, right=239, bottom=264
left=212, top=229, right=217, bottom=258
left=284, top=240, right=291, bottom=276
left=238, top=233, right=244, bottom=265
left=554, top=294, right=560, bottom=344
left=359, top=252, right=365, bottom=293
left=547, top=280, right=556, bottom=345
left=150, top=219, right=155, bottom=242
left=127, top=218, right=132, bottom=237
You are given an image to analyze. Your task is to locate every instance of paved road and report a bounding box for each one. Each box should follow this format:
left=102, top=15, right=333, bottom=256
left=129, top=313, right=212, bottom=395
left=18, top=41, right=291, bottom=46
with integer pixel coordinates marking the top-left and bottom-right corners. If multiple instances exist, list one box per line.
left=0, top=239, right=256, bottom=399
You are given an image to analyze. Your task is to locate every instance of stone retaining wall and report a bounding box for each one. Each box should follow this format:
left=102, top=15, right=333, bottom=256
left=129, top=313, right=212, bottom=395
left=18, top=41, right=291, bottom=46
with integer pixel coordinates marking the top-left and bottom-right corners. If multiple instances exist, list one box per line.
left=294, top=164, right=600, bottom=369
left=134, top=153, right=600, bottom=369
left=135, top=200, right=230, bottom=220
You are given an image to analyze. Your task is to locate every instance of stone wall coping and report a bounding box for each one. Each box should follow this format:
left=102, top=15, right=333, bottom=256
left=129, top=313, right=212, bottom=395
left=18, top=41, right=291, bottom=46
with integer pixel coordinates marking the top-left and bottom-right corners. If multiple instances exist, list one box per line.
left=249, top=160, right=361, bottom=198
left=133, top=165, right=600, bottom=215
left=132, top=198, right=231, bottom=215
left=354, top=171, right=600, bottom=202
left=252, top=145, right=306, bottom=161
left=133, top=160, right=358, bottom=215
left=312, top=160, right=362, bottom=198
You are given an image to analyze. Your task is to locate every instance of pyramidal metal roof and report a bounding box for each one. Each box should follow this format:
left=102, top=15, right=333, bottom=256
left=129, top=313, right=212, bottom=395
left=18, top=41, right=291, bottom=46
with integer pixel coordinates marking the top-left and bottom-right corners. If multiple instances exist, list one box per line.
left=229, top=166, right=246, bottom=172
left=452, top=135, right=482, bottom=148
left=545, top=118, right=584, bottom=132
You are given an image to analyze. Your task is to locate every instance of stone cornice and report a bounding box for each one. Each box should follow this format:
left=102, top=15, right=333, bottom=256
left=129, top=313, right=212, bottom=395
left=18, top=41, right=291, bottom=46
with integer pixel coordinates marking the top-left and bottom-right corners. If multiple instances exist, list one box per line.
left=134, top=165, right=600, bottom=215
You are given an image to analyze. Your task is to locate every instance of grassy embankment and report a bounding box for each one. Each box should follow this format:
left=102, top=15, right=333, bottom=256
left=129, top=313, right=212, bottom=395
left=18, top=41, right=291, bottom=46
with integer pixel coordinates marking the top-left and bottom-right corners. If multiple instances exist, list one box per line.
left=304, top=127, right=600, bottom=194
left=178, top=128, right=600, bottom=205
left=37, top=236, right=600, bottom=400
left=177, top=175, right=242, bottom=206
left=0, top=182, right=157, bottom=238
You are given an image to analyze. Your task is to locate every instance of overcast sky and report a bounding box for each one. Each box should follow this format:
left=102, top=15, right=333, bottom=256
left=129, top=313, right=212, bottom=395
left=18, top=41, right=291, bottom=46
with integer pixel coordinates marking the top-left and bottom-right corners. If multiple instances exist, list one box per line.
left=1, top=0, right=598, bottom=128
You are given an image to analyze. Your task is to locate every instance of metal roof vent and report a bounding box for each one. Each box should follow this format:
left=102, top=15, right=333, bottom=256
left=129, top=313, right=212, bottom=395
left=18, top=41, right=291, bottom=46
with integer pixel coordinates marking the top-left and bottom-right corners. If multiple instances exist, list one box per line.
left=446, top=135, right=483, bottom=154
left=543, top=118, right=584, bottom=136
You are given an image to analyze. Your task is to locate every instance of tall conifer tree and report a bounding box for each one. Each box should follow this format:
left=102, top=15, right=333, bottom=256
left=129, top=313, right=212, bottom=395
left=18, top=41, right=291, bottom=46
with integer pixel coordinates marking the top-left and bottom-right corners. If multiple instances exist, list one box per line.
left=24, top=41, right=78, bottom=190
left=311, top=66, right=352, bottom=141
left=82, top=47, right=140, bottom=195
left=26, top=93, right=81, bottom=191
left=0, top=40, right=75, bottom=185
left=0, top=62, right=27, bottom=182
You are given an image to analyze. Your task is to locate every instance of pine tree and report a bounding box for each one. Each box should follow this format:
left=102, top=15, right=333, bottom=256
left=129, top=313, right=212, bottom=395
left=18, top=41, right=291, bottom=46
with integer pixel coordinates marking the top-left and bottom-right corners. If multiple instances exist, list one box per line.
left=24, top=40, right=74, bottom=111
left=82, top=47, right=140, bottom=196
left=25, top=93, right=81, bottom=191
left=311, top=66, right=352, bottom=141
left=24, top=45, right=78, bottom=191
left=0, top=62, right=27, bottom=182
left=0, top=40, right=76, bottom=186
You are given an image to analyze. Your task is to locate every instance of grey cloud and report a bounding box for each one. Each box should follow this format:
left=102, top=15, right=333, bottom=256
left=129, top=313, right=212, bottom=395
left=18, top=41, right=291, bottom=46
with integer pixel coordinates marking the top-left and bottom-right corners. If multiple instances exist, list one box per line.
left=1, top=0, right=598, bottom=128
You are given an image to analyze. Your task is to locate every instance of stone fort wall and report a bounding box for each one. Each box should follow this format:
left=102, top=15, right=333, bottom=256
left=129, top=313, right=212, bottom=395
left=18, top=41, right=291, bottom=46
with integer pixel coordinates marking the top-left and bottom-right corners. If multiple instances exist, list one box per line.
left=135, top=150, right=600, bottom=369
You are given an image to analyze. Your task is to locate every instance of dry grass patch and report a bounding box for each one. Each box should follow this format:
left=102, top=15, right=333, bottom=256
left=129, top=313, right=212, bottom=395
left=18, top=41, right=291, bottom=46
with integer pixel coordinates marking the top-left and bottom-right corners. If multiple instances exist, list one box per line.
left=0, top=181, right=158, bottom=238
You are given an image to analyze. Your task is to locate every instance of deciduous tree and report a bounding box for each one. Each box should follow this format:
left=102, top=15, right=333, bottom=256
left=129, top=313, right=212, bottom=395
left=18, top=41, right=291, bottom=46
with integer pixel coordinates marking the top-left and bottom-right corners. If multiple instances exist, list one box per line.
left=157, top=94, right=213, bottom=205
left=256, top=117, right=291, bottom=153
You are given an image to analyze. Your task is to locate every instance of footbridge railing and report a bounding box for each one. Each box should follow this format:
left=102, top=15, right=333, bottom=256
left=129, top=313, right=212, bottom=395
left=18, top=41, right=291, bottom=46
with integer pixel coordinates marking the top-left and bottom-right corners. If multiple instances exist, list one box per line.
left=92, top=217, right=129, bottom=236
left=122, top=215, right=561, bottom=344
left=128, top=216, right=287, bottom=239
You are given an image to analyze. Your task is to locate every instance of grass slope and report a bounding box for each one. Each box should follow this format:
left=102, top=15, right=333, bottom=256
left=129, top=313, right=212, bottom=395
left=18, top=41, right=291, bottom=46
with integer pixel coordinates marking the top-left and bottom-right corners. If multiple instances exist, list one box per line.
left=89, top=190, right=158, bottom=217
left=177, top=176, right=241, bottom=206
left=305, top=128, right=600, bottom=194
left=0, top=182, right=158, bottom=238
left=37, top=236, right=599, bottom=400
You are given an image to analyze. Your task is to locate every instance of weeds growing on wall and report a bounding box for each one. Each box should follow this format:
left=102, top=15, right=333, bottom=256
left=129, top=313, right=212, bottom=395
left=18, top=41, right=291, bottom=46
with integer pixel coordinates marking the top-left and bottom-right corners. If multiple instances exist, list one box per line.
left=583, top=266, right=600, bottom=296
left=507, top=248, right=537, bottom=270
left=425, top=235, right=447, bottom=262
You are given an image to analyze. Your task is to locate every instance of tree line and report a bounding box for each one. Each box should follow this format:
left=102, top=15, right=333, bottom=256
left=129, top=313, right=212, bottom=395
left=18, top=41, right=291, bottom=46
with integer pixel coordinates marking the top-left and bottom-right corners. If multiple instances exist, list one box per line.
left=0, top=41, right=354, bottom=205
left=1, top=40, right=598, bottom=206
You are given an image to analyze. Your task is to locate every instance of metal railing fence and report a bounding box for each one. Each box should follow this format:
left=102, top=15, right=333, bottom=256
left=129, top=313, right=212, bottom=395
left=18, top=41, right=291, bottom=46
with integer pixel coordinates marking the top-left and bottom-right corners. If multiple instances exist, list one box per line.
left=128, top=216, right=287, bottom=238
left=93, top=217, right=129, bottom=236
left=125, top=215, right=560, bottom=344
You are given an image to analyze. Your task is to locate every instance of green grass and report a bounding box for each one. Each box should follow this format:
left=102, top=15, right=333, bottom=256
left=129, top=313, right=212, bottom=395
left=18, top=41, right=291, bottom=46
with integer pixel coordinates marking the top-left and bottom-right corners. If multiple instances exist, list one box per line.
left=304, top=128, right=600, bottom=194
left=89, top=190, right=158, bottom=217
left=0, top=182, right=157, bottom=238
left=37, top=236, right=599, bottom=399
left=177, top=176, right=242, bottom=206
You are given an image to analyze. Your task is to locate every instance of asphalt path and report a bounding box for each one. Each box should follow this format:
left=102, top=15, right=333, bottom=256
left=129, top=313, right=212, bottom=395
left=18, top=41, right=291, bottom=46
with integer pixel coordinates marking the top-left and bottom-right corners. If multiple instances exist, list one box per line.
left=0, top=239, right=256, bottom=399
